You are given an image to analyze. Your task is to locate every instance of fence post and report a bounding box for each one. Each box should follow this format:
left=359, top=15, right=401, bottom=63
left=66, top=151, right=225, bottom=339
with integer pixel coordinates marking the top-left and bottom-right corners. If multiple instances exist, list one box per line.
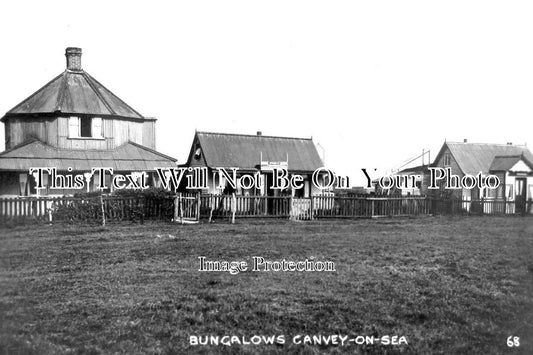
left=209, top=194, right=214, bottom=223
left=230, top=192, right=236, bottom=224
left=503, top=196, right=507, bottom=214
left=100, top=194, right=106, bottom=226
left=179, top=193, right=184, bottom=224
left=310, top=195, right=314, bottom=220
left=289, top=195, right=293, bottom=220
left=196, top=192, right=201, bottom=222
left=174, top=194, right=179, bottom=222
left=140, top=196, right=145, bottom=224
left=47, top=198, right=53, bottom=223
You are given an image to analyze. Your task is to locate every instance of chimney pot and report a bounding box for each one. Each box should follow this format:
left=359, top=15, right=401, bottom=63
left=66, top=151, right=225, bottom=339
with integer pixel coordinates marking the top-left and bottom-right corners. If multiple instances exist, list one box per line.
left=257, top=131, right=262, bottom=136
left=65, top=47, right=82, bottom=71
left=463, top=138, right=467, bottom=143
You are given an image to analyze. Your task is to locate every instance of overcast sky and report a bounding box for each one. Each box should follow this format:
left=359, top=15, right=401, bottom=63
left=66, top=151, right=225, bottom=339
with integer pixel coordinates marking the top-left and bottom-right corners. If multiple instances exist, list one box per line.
left=1, top=1, right=532, bottom=185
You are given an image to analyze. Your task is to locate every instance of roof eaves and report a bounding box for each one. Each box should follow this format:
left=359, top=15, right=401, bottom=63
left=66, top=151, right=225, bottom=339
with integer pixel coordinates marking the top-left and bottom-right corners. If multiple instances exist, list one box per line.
left=2, top=112, right=149, bottom=123
left=0, top=138, right=47, bottom=157
left=493, top=154, right=522, bottom=159
left=126, top=140, right=177, bottom=162
left=1, top=72, right=65, bottom=122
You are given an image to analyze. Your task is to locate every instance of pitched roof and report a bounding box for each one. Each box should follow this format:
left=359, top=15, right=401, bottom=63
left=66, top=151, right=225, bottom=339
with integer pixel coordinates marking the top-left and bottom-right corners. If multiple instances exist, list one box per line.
left=0, top=139, right=176, bottom=171
left=490, top=155, right=533, bottom=171
left=435, top=142, right=533, bottom=174
left=2, top=50, right=145, bottom=121
left=190, top=131, right=323, bottom=172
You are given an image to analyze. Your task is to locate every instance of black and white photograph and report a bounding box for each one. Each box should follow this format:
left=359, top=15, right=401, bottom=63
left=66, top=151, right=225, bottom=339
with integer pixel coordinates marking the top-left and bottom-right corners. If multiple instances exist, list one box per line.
left=0, top=1, right=532, bottom=354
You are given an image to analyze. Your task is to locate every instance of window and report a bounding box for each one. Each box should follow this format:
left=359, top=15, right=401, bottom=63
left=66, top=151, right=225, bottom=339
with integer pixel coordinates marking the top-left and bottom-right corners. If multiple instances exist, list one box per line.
left=69, top=116, right=80, bottom=137
left=68, top=116, right=103, bottom=138
left=80, top=117, right=91, bottom=137
left=443, top=153, right=451, bottom=166
left=483, top=187, right=497, bottom=198
left=194, top=147, right=202, bottom=160
left=19, top=173, right=28, bottom=196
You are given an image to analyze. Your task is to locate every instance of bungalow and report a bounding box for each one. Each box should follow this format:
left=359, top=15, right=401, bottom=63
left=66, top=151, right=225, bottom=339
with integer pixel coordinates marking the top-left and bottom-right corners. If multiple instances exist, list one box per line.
left=432, top=140, right=533, bottom=214
left=182, top=131, right=324, bottom=197
left=0, top=47, right=176, bottom=196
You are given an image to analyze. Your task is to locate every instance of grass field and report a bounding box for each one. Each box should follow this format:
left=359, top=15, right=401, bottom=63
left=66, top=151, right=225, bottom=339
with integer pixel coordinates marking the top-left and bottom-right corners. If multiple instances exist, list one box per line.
left=1, top=216, right=532, bottom=354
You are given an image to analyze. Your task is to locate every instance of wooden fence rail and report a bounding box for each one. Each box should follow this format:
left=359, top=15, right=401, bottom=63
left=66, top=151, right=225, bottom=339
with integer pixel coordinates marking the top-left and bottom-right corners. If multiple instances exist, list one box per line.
left=199, top=195, right=291, bottom=219
left=311, top=196, right=431, bottom=219
left=0, top=195, right=176, bottom=224
left=0, top=195, right=531, bottom=225
left=431, top=198, right=533, bottom=216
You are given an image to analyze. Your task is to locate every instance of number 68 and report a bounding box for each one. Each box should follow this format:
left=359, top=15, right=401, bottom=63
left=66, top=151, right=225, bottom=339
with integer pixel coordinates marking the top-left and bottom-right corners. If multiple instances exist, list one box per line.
left=507, top=336, right=520, bottom=347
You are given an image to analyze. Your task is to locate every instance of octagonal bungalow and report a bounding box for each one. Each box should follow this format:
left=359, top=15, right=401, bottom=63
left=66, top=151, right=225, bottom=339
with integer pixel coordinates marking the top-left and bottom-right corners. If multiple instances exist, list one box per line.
left=0, top=47, right=176, bottom=196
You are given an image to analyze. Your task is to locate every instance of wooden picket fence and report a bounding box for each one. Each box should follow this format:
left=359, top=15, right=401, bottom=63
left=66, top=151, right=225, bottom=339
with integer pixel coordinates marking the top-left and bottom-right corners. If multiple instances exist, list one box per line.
left=0, top=194, right=531, bottom=225
left=430, top=198, right=533, bottom=216
left=309, top=195, right=431, bottom=219
left=200, top=194, right=291, bottom=220
left=0, top=193, right=195, bottom=224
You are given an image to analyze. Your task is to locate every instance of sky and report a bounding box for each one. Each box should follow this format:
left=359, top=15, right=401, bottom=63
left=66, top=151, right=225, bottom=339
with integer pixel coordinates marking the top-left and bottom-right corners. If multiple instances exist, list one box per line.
left=0, top=1, right=532, bottom=185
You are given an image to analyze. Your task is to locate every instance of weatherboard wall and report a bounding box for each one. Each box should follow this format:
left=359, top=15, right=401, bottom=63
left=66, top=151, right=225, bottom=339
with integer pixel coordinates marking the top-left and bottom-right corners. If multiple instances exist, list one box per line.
left=5, top=117, right=58, bottom=149
left=432, top=145, right=466, bottom=199
left=5, top=116, right=155, bottom=151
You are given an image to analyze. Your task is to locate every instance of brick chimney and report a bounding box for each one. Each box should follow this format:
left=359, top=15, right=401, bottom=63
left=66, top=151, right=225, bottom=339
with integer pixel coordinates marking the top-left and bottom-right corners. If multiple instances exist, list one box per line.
left=65, top=47, right=82, bottom=71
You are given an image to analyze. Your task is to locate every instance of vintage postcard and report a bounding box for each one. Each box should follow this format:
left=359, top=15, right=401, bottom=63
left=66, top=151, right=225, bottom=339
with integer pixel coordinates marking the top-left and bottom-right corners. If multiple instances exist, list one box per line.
left=0, top=1, right=532, bottom=354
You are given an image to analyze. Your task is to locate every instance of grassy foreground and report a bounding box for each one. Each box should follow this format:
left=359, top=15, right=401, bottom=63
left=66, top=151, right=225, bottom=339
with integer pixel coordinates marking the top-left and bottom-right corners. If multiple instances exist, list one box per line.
left=0, top=216, right=532, bottom=354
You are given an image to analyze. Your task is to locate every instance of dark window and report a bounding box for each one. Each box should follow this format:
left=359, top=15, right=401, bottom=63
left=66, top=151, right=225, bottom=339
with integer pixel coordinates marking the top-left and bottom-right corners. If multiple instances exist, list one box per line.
left=80, top=117, right=92, bottom=137
left=194, top=147, right=202, bottom=160
left=28, top=175, right=37, bottom=195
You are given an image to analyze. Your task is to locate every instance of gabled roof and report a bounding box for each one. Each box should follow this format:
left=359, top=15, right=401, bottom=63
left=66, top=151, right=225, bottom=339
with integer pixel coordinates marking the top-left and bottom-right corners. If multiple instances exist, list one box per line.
left=3, top=70, right=144, bottom=121
left=0, top=139, right=176, bottom=171
left=187, top=131, right=323, bottom=172
left=490, top=155, right=533, bottom=172
left=434, top=141, right=533, bottom=174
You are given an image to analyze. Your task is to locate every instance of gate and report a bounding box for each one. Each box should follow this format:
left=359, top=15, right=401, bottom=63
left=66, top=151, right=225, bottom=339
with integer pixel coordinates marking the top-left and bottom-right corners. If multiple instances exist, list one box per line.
left=291, top=198, right=312, bottom=220
left=174, top=192, right=200, bottom=224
